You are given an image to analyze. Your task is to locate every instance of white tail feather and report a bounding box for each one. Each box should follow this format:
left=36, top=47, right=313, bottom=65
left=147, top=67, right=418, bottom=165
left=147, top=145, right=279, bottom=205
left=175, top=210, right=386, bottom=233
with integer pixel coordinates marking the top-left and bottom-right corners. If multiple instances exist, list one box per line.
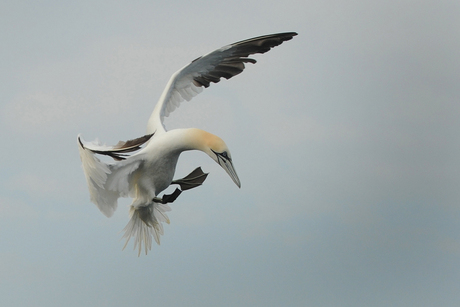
left=122, top=203, right=171, bottom=256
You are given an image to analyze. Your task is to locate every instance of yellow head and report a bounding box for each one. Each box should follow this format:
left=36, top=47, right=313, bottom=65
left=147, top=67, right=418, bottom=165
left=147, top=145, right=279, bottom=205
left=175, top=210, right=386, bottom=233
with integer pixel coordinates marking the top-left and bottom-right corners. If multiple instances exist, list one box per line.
left=188, top=129, right=241, bottom=188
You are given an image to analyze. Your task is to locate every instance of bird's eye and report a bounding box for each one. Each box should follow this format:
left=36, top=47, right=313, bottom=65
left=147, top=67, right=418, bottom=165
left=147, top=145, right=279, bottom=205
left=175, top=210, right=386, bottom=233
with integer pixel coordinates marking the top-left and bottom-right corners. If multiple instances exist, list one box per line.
left=220, top=151, right=230, bottom=160
left=211, top=149, right=231, bottom=162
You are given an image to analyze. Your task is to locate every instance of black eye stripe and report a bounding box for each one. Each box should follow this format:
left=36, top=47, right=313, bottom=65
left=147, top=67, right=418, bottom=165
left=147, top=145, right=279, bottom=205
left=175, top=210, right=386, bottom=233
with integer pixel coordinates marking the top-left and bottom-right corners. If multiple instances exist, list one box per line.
left=211, top=150, right=231, bottom=162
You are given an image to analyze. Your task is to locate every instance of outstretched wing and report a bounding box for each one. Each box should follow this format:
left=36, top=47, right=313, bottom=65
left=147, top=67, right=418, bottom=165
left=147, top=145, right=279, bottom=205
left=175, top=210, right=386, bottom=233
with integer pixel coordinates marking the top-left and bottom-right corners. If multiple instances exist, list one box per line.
left=147, top=32, right=298, bottom=134
left=78, top=134, right=153, bottom=161
left=78, top=135, right=147, bottom=217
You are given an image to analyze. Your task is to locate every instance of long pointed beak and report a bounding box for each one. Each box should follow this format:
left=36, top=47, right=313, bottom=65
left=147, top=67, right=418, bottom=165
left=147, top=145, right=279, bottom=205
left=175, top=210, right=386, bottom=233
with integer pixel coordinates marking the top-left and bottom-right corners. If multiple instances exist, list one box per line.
left=219, top=159, right=241, bottom=188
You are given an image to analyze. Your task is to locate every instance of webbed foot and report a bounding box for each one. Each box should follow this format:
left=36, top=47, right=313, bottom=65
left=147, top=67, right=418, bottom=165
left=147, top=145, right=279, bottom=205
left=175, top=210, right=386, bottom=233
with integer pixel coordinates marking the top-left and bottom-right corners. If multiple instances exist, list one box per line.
left=171, top=167, right=209, bottom=190
left=152, top=167, right=208, bottom=204
left=152, top=188, right=182, bottom=204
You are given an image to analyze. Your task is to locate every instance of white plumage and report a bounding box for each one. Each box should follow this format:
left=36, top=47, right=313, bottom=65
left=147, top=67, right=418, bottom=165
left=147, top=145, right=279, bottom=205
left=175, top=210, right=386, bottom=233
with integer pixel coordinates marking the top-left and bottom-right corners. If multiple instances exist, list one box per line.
left=78, top=32, right=297, bottom=255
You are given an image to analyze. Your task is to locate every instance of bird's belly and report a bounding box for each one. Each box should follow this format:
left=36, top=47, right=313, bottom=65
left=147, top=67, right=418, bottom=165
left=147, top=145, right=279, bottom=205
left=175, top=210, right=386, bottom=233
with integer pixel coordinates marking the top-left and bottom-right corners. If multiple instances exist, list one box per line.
left=139, top=155, right=179, bottom=196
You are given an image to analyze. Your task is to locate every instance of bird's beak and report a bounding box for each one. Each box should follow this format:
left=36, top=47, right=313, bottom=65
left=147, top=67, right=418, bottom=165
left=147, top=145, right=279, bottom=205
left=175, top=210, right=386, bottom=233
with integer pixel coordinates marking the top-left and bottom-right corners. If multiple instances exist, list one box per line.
left=219, top=159, right=241, bottom=188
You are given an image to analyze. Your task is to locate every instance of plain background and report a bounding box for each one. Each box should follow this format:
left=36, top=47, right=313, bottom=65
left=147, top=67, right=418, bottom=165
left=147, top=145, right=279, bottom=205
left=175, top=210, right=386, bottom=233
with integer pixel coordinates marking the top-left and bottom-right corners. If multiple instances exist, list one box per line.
left=1, top=0, right=459, bottom=306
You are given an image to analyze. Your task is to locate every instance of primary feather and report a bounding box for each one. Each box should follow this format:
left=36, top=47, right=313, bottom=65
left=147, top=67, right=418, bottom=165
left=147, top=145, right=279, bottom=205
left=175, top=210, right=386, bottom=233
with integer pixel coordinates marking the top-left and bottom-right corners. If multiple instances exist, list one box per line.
left=147, top=32, right=298, bottom=134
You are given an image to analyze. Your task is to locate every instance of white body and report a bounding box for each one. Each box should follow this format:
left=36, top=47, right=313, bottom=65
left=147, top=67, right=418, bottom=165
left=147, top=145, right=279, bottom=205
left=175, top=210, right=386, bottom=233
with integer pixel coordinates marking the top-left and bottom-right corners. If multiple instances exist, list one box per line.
left=78, top=32, right=297, bottom=255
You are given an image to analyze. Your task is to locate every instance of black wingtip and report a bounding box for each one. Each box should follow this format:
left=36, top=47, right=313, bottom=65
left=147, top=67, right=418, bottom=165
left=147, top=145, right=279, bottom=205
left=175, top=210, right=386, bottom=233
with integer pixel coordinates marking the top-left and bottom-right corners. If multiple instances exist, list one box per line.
left=77, top=136, right=85, bottom=149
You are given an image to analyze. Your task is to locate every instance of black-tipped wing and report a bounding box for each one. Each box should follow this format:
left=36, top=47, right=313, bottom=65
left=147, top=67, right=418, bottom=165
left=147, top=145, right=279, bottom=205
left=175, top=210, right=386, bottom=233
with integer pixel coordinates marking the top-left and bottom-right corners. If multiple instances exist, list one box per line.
left=78, top=134, right=153, bottom=161
left=190, top=32, right=297, bottom=88
left=147, top=32, right=297, bottom=134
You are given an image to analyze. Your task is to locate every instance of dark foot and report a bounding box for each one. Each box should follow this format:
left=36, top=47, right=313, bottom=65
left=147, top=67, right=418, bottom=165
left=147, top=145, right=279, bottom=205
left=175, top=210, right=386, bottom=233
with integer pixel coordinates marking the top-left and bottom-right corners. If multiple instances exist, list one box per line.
left=152, top=188, right=182, bottom=204
left=152, top=167, right=208, bottom=204
left=171, top=167, right=209, bottom=191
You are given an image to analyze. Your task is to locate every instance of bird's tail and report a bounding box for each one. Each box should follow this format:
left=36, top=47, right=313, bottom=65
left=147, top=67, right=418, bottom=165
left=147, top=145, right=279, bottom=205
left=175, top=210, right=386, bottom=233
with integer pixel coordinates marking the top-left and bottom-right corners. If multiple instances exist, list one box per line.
left=122, top=202, right=171, bottom=256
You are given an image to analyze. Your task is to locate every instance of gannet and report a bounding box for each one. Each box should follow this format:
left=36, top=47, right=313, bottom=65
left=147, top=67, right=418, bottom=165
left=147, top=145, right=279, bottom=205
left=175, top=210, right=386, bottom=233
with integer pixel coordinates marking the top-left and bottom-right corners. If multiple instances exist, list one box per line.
left=78, top=32, right=297, bottom=255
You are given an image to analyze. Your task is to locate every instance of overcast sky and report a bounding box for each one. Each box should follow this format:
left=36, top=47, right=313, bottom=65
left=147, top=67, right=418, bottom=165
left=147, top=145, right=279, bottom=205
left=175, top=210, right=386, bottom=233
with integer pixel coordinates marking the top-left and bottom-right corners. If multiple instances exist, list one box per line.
left=1, top=0, right=460, bottom=306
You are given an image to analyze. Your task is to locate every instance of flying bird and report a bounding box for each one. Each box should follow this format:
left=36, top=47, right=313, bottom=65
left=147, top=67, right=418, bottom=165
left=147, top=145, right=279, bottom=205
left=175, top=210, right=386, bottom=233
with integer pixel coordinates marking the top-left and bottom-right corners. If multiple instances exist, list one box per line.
left=78, top=32, right=297, bottom=255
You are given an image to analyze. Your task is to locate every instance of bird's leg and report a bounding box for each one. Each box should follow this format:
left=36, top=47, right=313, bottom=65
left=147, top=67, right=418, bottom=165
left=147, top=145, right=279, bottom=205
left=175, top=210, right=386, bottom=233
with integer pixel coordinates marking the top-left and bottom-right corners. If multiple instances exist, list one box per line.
left=171, top=167, right=209, bottom=190
left=152, top=167, right=209, bottom=204
left=152, top=188, right=182, bottom=204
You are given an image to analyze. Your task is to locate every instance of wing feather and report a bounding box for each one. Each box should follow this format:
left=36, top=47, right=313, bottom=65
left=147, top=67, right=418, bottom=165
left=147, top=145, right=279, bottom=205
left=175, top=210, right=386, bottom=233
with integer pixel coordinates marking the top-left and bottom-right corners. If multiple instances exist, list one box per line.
left=147, top=32, right=297, bottom=134
left=78, top=135, right=145, bottom=217
left=78, top=134, right=153, bottom=161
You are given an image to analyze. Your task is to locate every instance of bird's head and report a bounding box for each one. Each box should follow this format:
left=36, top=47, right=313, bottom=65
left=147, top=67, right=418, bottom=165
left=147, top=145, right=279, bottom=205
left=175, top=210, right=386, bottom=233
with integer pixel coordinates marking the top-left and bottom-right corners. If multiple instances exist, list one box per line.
left=190, top=129, right=241, bottom=188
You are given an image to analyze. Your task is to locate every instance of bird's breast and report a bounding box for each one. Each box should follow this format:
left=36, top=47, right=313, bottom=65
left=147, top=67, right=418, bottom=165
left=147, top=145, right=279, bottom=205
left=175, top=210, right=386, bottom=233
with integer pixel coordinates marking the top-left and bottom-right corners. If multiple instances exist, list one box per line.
left=135, top=129, right=193, bottom=196
left=141, top=153, right=180, bottom=195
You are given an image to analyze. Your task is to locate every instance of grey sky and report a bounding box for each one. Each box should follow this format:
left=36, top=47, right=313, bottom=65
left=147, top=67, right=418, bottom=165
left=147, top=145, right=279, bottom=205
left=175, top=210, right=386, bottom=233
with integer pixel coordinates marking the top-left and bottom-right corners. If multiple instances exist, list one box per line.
left=1, top=0, right=459, bottom=306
